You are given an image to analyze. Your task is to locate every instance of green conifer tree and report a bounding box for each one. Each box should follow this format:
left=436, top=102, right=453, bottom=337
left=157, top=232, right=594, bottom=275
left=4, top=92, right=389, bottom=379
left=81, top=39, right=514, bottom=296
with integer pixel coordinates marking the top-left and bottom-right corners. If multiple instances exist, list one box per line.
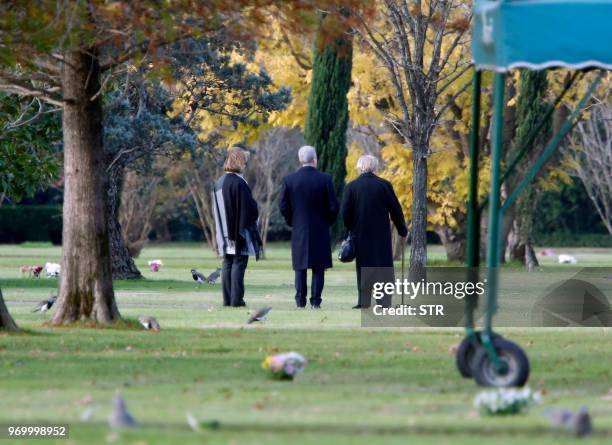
left=511, top=70, right=551, bottom=265
left=304, top=14, right=353, bottom=203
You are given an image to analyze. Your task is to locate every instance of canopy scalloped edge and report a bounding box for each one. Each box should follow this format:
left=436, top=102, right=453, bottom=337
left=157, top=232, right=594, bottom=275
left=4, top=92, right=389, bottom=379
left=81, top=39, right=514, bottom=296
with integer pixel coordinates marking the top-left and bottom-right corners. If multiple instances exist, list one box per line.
left=473, top=60, right=612, bottom=72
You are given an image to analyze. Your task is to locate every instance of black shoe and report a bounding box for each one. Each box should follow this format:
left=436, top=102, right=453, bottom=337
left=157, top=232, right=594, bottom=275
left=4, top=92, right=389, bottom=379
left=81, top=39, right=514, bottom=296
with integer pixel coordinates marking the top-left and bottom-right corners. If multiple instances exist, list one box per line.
left=296, top=305, right=306, bottom=309
left=231, top=301, right=246, bottom=307
left=311, top=305, right=321, bottom=309
left=352, top=304, right=362, bottom=309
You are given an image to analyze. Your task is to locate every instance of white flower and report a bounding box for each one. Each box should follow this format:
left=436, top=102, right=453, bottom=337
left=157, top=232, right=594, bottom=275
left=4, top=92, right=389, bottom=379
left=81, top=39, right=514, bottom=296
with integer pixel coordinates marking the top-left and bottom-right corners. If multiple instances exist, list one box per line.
left=474, top=387, right=542, bottom=416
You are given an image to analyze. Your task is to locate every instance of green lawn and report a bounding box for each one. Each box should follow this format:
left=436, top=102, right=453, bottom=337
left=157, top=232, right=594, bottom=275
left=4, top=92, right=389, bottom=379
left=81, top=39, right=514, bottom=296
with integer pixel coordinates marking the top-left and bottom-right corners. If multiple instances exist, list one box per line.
left=0, top=243, right=611, bottom=445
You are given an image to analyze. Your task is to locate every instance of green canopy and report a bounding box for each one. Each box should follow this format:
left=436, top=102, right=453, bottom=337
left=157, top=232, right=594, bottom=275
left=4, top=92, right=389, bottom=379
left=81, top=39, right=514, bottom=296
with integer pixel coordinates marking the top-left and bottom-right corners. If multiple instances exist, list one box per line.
left=472, top=0, right=612, bottom=71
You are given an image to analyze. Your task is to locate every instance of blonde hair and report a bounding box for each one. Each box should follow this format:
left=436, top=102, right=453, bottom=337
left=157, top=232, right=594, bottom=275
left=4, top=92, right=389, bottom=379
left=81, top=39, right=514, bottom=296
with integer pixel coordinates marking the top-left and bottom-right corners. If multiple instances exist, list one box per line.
left=223, top=147, right=248, bottom=173
left=357, top=155, right=379, bottom=174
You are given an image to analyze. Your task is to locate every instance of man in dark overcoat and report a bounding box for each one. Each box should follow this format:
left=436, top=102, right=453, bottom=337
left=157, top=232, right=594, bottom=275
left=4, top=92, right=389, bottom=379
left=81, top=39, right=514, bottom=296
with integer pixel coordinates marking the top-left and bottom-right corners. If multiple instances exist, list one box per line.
left=279, top=145, right=339, bottom=308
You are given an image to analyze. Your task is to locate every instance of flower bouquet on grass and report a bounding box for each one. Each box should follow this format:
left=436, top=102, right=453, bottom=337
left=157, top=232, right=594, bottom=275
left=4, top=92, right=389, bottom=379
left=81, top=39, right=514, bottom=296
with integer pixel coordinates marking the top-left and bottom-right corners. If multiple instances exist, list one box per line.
left=474, top=387, right=542, bottom=416
left=261, top=352, right=306, bottom=380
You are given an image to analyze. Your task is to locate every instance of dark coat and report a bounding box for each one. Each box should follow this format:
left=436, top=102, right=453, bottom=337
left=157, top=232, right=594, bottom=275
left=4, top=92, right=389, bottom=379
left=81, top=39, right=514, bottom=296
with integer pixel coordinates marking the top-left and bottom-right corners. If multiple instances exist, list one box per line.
left=341, top=173, right=408, bottom=268
left=214, top=173, right=259, bottom=256
left=279, top=166, right=339, bottom=270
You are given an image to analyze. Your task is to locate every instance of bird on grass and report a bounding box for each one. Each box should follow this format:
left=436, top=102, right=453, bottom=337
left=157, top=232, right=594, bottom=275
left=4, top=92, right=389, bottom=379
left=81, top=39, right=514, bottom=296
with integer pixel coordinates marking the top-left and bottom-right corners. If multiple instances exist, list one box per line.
left=32, top=295, right=57, bottom=313
left=544, top=406, right=592, bottom=437
left=247, top=306, right=272, bottom=324
left=191, top=269, right=207, bottom=285
left=206, top=268, right=222, bottom=284
left=138, top=315, right=160, bottom=332
left=108, top=393, right=137, bottom=429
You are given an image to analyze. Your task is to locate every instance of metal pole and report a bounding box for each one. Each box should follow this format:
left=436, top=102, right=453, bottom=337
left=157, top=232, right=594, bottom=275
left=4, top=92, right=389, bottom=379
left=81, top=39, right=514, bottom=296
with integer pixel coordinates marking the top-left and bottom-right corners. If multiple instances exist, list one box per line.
left=466, top=70, right=482, bottom=269
left=465, top=69, right=482, bottom=331
left=484, top=72, right=506, bottom=335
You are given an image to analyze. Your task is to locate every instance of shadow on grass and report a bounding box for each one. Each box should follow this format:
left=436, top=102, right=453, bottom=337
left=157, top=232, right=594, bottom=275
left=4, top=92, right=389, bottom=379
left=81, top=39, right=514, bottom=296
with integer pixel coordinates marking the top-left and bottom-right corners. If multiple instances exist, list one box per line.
left=47, top=318, right=144, bottom=331
left=1, top=278, right=276, bottom=292
left=60, top=420, right=612, bottom=438
left=1, top=318, right=147, bottom=335
left=197, top=421, right=612, bottom=438
left=0, top=326, right=52, bottom=336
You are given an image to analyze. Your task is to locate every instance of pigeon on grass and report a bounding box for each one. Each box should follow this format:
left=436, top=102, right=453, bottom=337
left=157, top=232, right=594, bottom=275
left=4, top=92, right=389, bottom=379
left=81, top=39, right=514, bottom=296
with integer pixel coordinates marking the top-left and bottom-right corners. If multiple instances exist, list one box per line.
left=191, top=269, right=207, bottom=285
left=247, top=306, right=272, bottom=324
left=544, top=406, right=592, bottom=437
left=108, top=393, right=137, bottom=429
left=32, top=295, right=57, bottom=313
left=138, top=315, right=160, bottom=332
left=206, top=268, right=222, bottom=284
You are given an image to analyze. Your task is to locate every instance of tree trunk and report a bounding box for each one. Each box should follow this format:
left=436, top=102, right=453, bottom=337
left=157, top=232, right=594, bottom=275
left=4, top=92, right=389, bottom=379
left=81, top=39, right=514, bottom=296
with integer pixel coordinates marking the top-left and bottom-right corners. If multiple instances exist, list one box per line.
left=53, top=49, right=120, bottom=324
left=107, top=167, right=142, bottom=279
left=0, top=288, right=18, bottom=331
left=499, top=201, right=515, bottom=264
left=409, top=150, right=428, bottom=275
left=258, top=187, right=274, bottom=259
left=525, top=238, right=539, bottom=272
left=187, top=174, right=218, bottom=253
left=435, top=226, right=466, bottom=262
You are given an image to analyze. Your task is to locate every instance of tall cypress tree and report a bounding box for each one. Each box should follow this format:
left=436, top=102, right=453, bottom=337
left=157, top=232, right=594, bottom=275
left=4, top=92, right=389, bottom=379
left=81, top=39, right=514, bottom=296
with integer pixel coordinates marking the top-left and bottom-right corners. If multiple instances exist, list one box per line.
left=510, top=69, right=551, bottom=266
left=304, top=14, right=353, bottom=203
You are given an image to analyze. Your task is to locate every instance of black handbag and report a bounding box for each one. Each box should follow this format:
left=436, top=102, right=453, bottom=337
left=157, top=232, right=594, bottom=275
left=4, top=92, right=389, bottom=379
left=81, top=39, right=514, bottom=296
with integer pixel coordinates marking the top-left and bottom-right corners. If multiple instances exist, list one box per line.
left=338, top=232, right=356, bottom=263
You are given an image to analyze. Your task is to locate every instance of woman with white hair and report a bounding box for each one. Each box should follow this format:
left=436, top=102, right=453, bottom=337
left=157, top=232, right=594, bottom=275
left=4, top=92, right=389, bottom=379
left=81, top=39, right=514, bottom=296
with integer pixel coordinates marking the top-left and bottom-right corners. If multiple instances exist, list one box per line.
left=341, top=155, right=408, bottom=308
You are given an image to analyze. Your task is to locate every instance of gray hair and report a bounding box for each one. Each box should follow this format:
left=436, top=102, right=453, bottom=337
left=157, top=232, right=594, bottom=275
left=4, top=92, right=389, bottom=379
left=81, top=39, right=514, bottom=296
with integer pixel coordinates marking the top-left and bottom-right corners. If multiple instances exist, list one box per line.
left=298, top=145, right=317, bottom=165
left=357, top=155, right=379, bottom=174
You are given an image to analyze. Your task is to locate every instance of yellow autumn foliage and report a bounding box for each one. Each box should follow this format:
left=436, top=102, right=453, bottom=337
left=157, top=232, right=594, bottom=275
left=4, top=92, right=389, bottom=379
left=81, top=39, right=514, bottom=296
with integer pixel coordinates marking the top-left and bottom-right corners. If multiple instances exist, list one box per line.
left=175, top=11, right=598, bottom=235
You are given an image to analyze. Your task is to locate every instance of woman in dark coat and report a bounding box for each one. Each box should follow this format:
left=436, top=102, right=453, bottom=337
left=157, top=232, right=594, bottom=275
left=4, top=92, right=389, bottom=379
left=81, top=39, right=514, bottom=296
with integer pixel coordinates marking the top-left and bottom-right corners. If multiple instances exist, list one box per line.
left=213, top=147, right=261, bottom=307
left=342, top=155, right=408, bottom=308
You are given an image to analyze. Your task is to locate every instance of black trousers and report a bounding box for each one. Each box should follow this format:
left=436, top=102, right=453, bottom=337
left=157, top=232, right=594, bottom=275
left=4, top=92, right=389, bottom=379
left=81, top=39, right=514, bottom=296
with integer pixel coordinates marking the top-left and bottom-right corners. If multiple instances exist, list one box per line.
left=295, top=269, right=324, bottom=307
left=222, top=254, right=249, bottom=307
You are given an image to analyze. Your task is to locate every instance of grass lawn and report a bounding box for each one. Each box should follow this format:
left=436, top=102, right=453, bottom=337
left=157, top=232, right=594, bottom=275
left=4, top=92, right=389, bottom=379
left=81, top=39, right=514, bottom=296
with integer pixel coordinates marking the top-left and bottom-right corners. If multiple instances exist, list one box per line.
left=0, top=242, right=611, bottom=445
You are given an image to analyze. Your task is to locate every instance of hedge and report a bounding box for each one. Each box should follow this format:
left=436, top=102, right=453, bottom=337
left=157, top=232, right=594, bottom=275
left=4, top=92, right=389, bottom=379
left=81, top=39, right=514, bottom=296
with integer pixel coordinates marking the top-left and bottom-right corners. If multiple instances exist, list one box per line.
left=0, top=205, right=62, bottom=244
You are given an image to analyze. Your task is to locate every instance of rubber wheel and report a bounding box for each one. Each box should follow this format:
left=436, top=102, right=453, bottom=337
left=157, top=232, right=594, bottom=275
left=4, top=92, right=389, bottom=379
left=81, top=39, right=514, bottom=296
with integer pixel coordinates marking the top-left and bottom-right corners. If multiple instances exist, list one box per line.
left=456, top=332, right=501, bottom=378
left=472, top=337, right=530, bottom=387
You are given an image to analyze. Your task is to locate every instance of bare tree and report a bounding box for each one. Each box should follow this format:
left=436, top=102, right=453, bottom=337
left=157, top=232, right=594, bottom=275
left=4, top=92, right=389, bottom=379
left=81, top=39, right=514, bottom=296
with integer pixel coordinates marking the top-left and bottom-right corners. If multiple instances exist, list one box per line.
left=249, top=127, right=302, bottom=252
left=354, top=0, right=471, bottom=273
left=184, top=149, right=227, bottom=253
left=118, top=169, right=164, bottom=257
left=566, top=102, right=612, bottom=234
